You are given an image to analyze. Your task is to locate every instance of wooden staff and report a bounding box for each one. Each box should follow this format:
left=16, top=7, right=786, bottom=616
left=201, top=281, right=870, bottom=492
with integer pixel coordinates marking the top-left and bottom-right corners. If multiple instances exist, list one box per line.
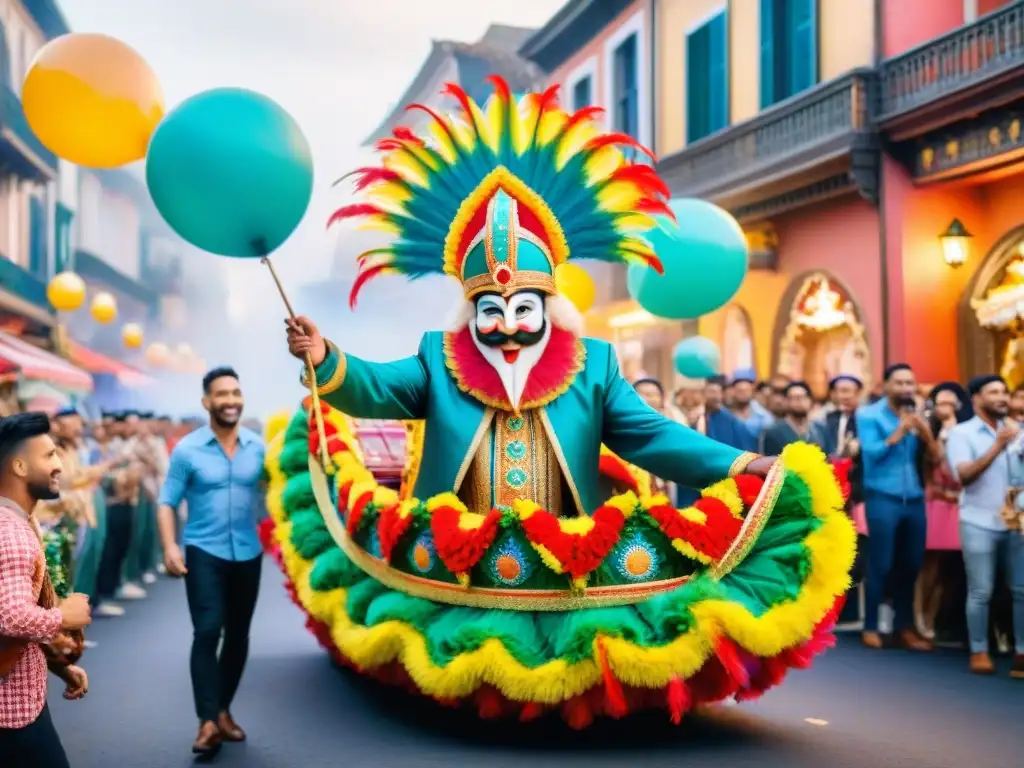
left=255, top=247, right=331, bottom=468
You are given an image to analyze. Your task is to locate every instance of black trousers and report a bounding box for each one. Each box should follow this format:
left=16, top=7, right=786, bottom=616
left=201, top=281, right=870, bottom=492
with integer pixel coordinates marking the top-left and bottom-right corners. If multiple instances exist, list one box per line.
left=184, top=546, right=262, bottom=722
left=0, top=704, right=71, bottom=768
left=96, top=502, right=134, bottom=602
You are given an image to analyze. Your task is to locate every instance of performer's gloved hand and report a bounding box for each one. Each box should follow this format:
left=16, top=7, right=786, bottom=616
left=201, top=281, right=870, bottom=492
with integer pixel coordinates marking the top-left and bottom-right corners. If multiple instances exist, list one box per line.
left=286, top=316, right=328, bottom=366
left=746, top=456, right=777, bottom=477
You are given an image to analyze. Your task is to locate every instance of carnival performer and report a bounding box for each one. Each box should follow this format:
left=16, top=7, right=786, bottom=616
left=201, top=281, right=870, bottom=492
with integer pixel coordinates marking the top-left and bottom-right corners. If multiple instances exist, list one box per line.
left=274, top=77, right=855, bottom=726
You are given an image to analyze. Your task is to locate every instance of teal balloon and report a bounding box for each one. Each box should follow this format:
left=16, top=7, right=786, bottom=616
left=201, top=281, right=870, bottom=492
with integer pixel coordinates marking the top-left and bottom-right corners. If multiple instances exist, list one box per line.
left=673, top=337, right=721, bottom=378
left=629, top=198, right=748, bottom=320
left=146, top=88, right=313, bottom=258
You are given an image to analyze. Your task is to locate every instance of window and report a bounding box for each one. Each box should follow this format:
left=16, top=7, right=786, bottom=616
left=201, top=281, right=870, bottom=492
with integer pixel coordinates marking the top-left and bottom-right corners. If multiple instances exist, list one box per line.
left=612, top=34, right=638, bottom=138
left=54, top=203, right=73, bottom=274
left=760, top=0, right=818, bottom=108
left=572, top=76, right=592, bottom=111
left=28, top=196, right=46, bottom=278
left=686, top=11, right=729, bottom=143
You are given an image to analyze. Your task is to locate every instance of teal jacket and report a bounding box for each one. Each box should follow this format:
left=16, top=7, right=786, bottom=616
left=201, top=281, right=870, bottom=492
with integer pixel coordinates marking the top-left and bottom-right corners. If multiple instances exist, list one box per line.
left=309, top=332, right=750, bottom=514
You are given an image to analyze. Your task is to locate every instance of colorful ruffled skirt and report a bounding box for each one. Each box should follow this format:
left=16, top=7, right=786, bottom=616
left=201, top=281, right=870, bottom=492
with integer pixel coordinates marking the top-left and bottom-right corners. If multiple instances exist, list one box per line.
left=261, top=404, right=856, bottom=728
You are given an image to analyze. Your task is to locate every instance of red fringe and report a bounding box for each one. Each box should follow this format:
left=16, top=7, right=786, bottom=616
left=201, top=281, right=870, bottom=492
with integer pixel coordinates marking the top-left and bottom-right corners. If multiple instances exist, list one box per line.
left=596, top=638, right=628, bottom=718
left=666, top=675, right=690, bottom=725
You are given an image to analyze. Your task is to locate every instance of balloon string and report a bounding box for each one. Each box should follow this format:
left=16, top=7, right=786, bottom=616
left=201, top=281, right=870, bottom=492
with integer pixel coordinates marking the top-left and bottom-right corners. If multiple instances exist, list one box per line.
left=260, top=254, right=330, bottom=469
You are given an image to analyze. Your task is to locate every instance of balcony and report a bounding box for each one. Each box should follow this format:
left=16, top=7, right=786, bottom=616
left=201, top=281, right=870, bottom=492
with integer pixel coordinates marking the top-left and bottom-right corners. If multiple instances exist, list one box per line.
left=0, top=85, right=58, bottom=180
left=0, top=255, right=53, bottom=325
left=656, top=69, right=879, bottom=223
left=74, top=249, right=159, bottom=310
left=879, top=3, right=1024, bottom=140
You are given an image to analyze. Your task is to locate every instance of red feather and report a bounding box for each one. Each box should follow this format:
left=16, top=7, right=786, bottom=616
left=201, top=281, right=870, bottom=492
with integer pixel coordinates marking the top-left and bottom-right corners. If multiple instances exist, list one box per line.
left=606, top=164, right=670, bottom=198
left=327, top=203, right=389, bottom=229
left=635, top=197, right=674, bottom=220
left=486, top=74, right=511, bottom=102
left=375, top=138, right=403, bottom=152
left=346, top=167, right=404, bottom=192
left=348, top=264, right=390, bottom=309
left=442, top=82, right=475, bottom=120
left=563, top=105, right=606, bottom=134
left=405, top=103, right=461, bottom=143
left=534, top=84, right=561, bottom=112
left=392, top=126, right=424, bottom=145
left=584, top=133, right=656, bottom=161
left=356, top=247, right=392, bottom=267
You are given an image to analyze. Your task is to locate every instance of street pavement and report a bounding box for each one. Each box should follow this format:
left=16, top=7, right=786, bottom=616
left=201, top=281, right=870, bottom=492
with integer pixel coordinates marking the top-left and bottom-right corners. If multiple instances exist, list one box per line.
left=52, top=562, right=1021, bottom=768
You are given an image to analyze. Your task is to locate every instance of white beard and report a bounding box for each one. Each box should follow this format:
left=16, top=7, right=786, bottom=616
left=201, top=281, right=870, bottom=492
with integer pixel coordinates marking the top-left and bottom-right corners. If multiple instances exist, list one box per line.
left=470, top=322, right=551, bottom=412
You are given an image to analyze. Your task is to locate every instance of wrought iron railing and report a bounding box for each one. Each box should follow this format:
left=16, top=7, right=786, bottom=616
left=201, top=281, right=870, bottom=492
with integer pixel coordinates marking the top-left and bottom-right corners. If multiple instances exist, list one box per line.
left=1, top=85, right=57, bottom=171
left=880, top=2, right=1024, bottom=117
left=657, top=69, right=876, bottom=199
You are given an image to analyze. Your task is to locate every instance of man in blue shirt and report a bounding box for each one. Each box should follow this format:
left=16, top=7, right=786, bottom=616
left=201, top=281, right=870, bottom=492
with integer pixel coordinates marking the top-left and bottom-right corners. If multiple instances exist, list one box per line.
left=856, top=363, right=937, bottom=652
left=946, top=374, right=1024, bottom=679
left=157, top=367, right=265, bottom=757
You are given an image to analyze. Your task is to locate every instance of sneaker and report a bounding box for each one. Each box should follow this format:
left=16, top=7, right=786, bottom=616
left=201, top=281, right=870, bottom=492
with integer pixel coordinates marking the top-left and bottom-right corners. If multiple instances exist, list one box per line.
left=95, top=602, right=125, bottom=618
left=116, top=583, right=147, bottom=600
left=1011, top=655, right=1024, bottom=680
left=142, top=572, right=157, bottom=585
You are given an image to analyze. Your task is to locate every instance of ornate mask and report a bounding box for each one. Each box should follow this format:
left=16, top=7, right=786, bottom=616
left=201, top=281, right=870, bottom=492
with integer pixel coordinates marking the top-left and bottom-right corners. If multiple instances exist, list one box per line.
left=470, top=289, right=550, bottom=410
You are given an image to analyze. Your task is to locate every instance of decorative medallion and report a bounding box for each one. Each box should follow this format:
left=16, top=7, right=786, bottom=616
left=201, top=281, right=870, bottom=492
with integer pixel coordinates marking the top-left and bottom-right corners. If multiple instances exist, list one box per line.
left=493, top=263, right=512, bottom=286
left=488, top=537, right=532, bottom=587
left=505, top=440, right=527, bottom=462
left=408, top=531, right=436, bottom=574
left=505, top=467, right=528, bottom=489
left=506, top=415, right=524, bottom=432
left=614, top=535, right=660, bottom=582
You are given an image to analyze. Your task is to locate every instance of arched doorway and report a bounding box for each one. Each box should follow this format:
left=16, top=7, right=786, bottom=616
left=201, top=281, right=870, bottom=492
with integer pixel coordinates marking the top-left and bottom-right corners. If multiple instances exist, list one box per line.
left=960, top=225, right=1024, bottom=387
left=771, top=271, right=871, bottom=397
left=720, top=304, right=756, bottom=378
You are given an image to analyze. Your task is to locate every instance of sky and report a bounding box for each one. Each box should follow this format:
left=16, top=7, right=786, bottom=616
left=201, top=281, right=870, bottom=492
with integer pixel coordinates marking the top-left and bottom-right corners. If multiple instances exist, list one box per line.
left=57, top=0, right=567, bottom=415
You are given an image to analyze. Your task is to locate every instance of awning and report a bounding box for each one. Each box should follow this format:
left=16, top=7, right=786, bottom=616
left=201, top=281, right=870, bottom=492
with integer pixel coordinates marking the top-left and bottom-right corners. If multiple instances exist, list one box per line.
left=68, top=342, right=154, bottom=388
left=0, top=332, right=93, bottom=393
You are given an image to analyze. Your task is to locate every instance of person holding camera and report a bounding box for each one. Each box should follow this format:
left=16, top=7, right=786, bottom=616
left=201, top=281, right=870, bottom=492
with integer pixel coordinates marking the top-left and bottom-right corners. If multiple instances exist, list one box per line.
left=946, top=375, right=1024, bottom=678
left=856, top=363, right=939, bottom=651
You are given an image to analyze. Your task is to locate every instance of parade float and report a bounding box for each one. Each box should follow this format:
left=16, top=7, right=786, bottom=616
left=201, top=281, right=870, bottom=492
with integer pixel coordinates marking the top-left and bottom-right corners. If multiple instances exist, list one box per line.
left=257, top=77, right=857, bottom=727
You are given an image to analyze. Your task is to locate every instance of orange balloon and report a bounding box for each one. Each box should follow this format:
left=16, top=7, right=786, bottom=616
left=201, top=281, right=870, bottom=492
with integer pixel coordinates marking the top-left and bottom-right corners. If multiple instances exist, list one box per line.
left=22, top=33, right=164, bottom=168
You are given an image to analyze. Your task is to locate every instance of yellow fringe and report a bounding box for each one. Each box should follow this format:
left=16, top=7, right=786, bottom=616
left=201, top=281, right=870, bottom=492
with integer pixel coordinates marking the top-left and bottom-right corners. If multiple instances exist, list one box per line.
left=266, top=436, right=856, bottom=704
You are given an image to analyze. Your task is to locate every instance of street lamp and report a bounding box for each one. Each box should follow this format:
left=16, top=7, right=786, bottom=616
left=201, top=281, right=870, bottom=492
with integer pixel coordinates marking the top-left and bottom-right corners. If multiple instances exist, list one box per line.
left=939, top=219, right=972, bottom=268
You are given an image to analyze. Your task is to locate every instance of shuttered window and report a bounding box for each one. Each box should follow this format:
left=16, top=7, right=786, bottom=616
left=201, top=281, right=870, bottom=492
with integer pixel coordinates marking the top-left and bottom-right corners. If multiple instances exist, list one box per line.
left=572, top=76, right=592, bottom=111
left=759, top=0, right=818, bottom=109
left=686, top=11, right=729, bottom=143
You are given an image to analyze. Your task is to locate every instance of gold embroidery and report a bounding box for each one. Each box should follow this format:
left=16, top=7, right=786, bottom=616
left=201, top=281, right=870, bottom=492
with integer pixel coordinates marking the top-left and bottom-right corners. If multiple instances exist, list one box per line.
left=460, top=422, right=495, bottom=512
left=711, top=460, right=786, bottom=579
left=728, top=451, right=759, bottom=478
left=301, top=340, right=347, bottom=396
left=462, top=270, right=556, bottom=299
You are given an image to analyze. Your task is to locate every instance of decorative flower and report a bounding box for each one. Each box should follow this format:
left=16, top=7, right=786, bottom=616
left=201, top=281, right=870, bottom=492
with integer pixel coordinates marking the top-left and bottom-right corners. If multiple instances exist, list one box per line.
left=428, top=495, right=502, bottom=583
left=376, top=500, right=418, bottom=562
left=647, top=497, right=742, bottom=563
left=516, top=500, right=628, bottom=582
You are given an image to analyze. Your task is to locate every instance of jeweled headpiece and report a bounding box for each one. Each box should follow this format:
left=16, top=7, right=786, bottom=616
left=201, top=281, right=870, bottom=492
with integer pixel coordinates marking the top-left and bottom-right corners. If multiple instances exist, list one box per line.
left=331, top=76, right=671, bottom=307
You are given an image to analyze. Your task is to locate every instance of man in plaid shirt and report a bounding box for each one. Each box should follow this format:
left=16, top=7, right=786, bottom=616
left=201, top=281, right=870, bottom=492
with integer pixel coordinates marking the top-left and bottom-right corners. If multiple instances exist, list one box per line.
left=0, top=412, right=93, bottom=767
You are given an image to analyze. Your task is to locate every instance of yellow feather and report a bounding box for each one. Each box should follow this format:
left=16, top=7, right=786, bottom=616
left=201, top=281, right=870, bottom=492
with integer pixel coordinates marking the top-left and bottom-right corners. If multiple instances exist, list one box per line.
left=427, top=121, right=457, bottom=164
left=596, top=181, right=644, bottom=213
left=584, top=146, right=624, bottom=186
left=356, top=216, right=401, bottom=235
left=402, top=142, right=440, bottom=172
left=511, top=96, right=534, bottom=155
left=613, top=213, right=658, bottom=233
left=383, top=154, right=427, bottom=187
left=450, top=118, right=476, bottom=152
left=554, top=120, right=598, bottom=170
left=366, top=182, right=412, bottom=210
left=466, top=102, right=496, bottom=152
left=537, top=110, right=568, bottom=146
left=483, top=95, right=505, bottom=150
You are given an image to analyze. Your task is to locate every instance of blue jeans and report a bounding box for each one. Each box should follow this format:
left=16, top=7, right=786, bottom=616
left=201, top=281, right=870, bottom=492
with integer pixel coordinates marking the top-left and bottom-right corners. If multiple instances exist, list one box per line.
left=863, top=492, right=927, bottom=632
left=960, top=521, right=1024, bottom=654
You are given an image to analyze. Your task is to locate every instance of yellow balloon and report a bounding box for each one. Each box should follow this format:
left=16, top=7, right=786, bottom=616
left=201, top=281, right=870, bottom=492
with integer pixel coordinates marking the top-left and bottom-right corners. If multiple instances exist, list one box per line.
left=46, top=271, right=86, bottom=311
left=122, top=322, right=144, bottom=349
left=146, top=342, right=169, bottom=366
left=555, top=263, right=596, bottom=313
left=90, top=292, right=117, bottom=324
left=22, top=33, right=165, bottom=168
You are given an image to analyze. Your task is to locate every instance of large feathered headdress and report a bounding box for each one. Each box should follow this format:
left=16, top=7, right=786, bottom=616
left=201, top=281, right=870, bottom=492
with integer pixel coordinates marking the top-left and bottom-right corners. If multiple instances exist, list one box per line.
left=331, top=76, right=671, bottom=308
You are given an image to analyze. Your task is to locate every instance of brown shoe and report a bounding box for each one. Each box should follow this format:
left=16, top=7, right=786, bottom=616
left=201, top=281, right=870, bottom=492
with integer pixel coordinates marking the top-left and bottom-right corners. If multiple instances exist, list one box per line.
left=899, top=629, right=933, bottom=652
left=1010, top=654, right=1024, bottom=679
left=217, top=711, right=246, bottom=742
left=192, top=721, right=222, bottom=755
left=970, top=652, right=996, bottom=675
left=861, top=631, right=884, bottom=649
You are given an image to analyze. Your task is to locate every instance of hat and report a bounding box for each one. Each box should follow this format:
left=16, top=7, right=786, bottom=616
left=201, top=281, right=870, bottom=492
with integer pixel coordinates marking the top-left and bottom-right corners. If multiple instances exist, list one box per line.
left=334, top=78, right=670, bottom=307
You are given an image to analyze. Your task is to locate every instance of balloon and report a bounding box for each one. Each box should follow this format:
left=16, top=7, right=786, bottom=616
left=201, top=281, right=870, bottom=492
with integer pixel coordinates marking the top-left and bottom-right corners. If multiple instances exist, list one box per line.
left=145, top=342, right=169, bottom=366
left=22, top=33, right=164, bottom=168
left=673, top=337, right=721, bottom=378
left=146, top=88, right=314, bottom=257
left=90, top=292, right=117, bottom=324
left=46, top=271, right=86, bottom=311
left=628, top=199, right=748, bottom=320
left=175, top=343, right=192, bottom=358
left=122, top=323, right=144, bottom=349
left=555, top=263, right=596, bottom=313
